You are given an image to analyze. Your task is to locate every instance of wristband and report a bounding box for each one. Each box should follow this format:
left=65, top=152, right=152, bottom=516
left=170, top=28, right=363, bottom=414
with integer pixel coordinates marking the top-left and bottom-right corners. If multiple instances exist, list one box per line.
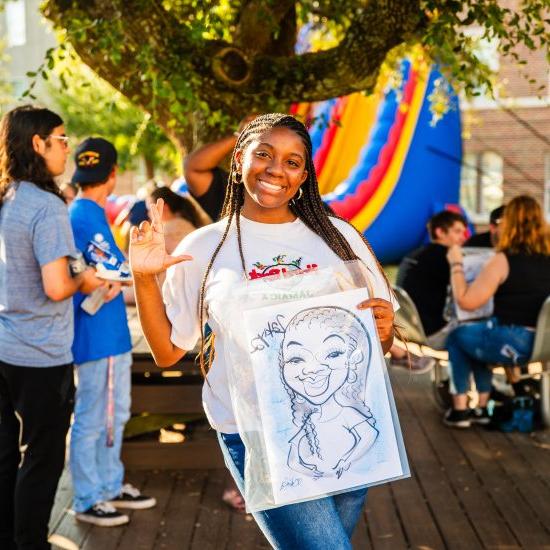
left=68, top=252, right=86, bottom=277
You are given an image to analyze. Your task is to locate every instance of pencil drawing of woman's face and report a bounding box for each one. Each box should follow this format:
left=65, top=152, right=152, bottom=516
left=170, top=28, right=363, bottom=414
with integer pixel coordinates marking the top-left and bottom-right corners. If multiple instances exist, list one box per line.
left=282, top=324, right=353, bottom=405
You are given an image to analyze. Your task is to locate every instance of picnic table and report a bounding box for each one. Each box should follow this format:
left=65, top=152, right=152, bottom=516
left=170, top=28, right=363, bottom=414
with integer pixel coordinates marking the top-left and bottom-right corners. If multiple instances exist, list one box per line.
left=122, top=307, right=224, bottom=469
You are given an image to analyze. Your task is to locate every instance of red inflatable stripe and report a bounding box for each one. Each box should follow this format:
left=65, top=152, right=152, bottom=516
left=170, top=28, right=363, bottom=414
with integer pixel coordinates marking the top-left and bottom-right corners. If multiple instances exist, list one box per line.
left=331, top=70, right=418, bottom=220
left=313, top=96, right=348, bottom=176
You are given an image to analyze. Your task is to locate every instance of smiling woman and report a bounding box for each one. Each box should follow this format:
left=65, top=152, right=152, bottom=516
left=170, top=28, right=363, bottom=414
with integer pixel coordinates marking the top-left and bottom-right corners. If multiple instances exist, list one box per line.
left=236, top=127, right=308, bottom=221
left=129, top=113, right=398, bottom=549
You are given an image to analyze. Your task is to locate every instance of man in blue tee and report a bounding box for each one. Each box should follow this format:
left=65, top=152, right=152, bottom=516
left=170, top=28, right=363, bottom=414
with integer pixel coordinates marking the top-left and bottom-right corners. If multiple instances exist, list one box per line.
left=69, top=138, right=156, bottom=527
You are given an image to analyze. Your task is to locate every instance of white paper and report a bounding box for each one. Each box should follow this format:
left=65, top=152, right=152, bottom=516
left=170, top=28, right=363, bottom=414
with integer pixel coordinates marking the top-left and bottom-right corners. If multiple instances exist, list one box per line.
left=455, top=249, right=494, bottom=321
left=243, top=287, right=404, bottom=505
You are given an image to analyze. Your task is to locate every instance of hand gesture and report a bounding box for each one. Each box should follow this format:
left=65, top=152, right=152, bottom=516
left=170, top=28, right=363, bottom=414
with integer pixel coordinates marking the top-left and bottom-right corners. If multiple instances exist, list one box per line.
left=357, top=298, right=394, bottom=343
left=129, top=198, right=192, bottom=276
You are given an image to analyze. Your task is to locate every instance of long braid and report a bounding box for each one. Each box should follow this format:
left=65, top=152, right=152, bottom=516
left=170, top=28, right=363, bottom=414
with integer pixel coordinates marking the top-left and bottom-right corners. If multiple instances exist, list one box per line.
left=197, top=113, right=396, bottom=375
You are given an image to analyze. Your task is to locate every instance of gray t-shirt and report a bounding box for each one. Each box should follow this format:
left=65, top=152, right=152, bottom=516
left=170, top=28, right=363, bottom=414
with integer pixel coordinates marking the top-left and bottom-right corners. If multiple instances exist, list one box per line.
left=0, top=181, right=77, bottom=366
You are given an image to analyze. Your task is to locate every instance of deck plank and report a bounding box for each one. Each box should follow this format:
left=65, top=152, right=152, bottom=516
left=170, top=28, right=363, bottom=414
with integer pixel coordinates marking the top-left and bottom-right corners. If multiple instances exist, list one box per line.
left=50, top=366, right=550, bottom=549
left=364, top=484, right=407, bottom=550
left=454, top=428, right=550, bottom=549
left=115, top=471, right=176, bottom=550
left=392, top=373, right=483, bottom=549
left=153, top=471, right=207, bottom=550
left=392, top=370, right=520, bottom=549
left=190, top=469, right=232, bottom=550
left=476, top=429, right=550, bottom=532
left=350, top=511, right=372, bottom=550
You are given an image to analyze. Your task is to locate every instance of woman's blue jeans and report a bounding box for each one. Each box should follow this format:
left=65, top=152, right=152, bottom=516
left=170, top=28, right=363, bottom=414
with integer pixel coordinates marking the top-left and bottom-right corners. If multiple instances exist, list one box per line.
left=447, top=318, right=535, bottom=395
left=219, top=432, right=367, bottom=550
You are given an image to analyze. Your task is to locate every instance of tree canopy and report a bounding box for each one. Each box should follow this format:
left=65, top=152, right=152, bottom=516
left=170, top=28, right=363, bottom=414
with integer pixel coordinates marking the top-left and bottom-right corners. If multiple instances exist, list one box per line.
left=47, top=52, right=179, bottom=178
left=39, top=1, right=549, bottom=151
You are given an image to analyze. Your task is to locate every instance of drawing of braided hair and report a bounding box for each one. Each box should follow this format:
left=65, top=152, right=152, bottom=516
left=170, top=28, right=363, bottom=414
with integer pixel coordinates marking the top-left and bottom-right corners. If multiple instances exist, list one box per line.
left=279, top=307, right=375, bottom=459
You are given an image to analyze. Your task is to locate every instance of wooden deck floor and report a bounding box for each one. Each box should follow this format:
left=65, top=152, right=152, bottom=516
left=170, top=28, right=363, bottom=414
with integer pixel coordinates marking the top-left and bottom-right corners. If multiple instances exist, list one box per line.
left=50, top=369, right=550, bottom=550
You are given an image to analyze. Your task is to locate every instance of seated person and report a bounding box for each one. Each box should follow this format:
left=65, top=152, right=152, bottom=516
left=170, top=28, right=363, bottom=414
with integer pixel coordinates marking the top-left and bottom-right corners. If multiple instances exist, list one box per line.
left=396, top=210, right=467, bottom=341
left=465, top=205, right=505, bottom=248
left=444, top=195, right=550, bottom=428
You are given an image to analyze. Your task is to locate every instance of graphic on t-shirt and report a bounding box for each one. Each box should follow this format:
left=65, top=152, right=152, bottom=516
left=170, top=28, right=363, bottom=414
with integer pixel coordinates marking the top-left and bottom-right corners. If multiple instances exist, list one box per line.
left=86, top=233, right=119, bottom=268
left=249, top=254, right=318, bottom=280
left=85, top=233, right=131, bottom=280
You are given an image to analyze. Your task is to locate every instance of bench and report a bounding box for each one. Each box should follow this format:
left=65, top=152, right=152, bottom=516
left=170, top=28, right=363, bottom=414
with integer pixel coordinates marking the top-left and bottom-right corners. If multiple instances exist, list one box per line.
left=393, top=286, right=550, bottom=427
left=122, top=307, right=224, bottom=469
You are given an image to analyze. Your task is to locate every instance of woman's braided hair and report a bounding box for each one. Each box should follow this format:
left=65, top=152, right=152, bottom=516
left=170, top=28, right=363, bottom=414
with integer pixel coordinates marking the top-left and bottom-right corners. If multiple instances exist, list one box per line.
left=197, top=113, right=394, bottom=377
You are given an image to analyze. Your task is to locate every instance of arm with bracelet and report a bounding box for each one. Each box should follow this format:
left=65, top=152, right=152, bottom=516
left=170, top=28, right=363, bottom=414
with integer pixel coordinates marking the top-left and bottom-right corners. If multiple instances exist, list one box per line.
left=446, top=245, right=508, bottom=311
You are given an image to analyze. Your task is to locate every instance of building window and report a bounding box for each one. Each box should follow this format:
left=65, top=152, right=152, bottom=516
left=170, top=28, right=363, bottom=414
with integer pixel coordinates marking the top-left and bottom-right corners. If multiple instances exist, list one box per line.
left=479, top=151, right=504, bottom=214
left=460, top=151, right=504, bottom=218
left=545, top=154, right=550, bottom=219
left=5, top=0, right=26, bottom=47
left=460, top=152, right=478, bottom=215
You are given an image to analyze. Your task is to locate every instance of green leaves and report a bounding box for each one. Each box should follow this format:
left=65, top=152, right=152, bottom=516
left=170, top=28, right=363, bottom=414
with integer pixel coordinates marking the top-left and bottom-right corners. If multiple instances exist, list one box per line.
left=38, top=0, right=548, bottom=147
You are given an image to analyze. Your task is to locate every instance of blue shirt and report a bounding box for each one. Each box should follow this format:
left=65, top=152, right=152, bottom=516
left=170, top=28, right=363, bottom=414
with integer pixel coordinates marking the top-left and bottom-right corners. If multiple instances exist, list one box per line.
left=69, top=198, right=132, bottom=364
left=0, top=181, right=76, bottom=367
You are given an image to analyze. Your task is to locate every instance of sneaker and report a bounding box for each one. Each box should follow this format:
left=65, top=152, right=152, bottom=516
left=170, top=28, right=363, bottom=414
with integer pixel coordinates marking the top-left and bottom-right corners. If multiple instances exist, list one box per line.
left=109, top=483, right=157, bottom=510
left=75, top=502, right=129, bottom=527
left=443, top=408, right=472, bottom=428
left=470, top=407, right=491, bottom=425
left=391, top=354, right=436, bottom=375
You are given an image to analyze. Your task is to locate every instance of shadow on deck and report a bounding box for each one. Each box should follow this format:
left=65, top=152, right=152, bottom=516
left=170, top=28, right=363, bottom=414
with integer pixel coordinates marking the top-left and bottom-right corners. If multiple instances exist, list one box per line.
left=49, top=369, right=550, bottom=550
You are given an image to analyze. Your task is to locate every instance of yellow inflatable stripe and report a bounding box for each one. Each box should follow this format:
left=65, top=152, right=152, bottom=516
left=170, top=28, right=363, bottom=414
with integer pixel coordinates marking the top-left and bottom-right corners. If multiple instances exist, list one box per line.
left=350, top=69, right=429, bottom=232
left=317, top=93, right=380, bottom=195
left=293, top=102, right=311, bottom=121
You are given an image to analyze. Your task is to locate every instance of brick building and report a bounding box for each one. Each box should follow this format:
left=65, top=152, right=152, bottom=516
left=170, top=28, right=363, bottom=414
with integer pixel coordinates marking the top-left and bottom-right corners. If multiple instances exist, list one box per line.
left=460, top=7, right=549, bottom=224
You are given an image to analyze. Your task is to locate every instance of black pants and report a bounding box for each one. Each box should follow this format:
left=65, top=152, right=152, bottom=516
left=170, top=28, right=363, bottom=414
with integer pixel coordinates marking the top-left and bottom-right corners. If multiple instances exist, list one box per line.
left=0, top=361, right=74, bottom=550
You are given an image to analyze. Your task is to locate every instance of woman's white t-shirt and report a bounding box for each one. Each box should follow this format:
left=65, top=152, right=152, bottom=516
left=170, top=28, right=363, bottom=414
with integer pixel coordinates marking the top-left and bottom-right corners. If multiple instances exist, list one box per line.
left=163, top=215, right=395, bottom=433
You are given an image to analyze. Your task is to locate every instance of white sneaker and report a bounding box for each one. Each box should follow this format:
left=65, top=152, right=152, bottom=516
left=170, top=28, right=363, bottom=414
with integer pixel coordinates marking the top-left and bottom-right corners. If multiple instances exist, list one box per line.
left=75, top=501, right=129, bottom=527
left=109, top=483, right=157, bottom=510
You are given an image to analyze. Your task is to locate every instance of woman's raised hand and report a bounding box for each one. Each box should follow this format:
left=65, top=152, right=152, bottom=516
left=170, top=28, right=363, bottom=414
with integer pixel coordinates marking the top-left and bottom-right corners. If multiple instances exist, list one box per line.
left=129, top=198, right=192, bottom=276
left=446, top=245, right=464, bottom=265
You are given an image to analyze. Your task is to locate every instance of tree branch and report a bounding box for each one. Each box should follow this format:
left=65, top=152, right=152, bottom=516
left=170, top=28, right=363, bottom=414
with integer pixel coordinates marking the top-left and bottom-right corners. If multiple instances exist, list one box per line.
left=43, top=0, right=426, bottom=147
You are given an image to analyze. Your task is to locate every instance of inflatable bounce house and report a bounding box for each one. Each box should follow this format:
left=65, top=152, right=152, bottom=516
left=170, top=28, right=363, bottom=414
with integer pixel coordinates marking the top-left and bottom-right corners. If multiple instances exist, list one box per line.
left=293, top=51, right=463, bottom=264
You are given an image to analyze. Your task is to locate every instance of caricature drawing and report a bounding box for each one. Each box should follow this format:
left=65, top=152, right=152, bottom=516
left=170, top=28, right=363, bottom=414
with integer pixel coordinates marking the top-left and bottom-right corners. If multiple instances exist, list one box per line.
left=279, top=307, right=379, bottom=480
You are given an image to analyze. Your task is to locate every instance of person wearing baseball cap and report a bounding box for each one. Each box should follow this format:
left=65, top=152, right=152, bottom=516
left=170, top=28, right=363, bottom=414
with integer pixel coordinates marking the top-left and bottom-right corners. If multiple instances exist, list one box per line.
left=68, top=138, right=156, bottom=527
left=72, top=137, right=118, bottom=186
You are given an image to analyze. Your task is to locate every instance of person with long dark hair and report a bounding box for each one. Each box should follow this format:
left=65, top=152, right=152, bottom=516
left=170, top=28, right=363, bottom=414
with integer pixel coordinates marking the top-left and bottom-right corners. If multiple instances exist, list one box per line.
left=129, top=114, right=396, bottom=548
left=444, top=195, right=550, bottom=428
left=0, top=105, right=100, bottom=549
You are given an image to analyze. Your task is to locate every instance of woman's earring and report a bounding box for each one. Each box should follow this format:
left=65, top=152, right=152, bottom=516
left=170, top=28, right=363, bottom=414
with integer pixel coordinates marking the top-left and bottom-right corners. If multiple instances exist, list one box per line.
left=292, top=187, right=303, bottom=205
